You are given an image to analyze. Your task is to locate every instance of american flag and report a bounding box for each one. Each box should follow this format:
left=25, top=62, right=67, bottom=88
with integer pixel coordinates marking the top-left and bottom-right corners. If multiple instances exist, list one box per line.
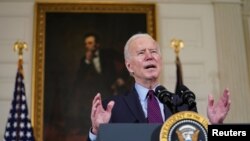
left=175, top=55, right=183, bottom=94
left=3, top=69, right=35, bottom=141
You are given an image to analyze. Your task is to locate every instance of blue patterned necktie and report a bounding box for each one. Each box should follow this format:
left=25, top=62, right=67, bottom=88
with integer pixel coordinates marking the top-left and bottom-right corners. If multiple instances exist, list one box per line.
left=147, top=90, right=163, bottom=123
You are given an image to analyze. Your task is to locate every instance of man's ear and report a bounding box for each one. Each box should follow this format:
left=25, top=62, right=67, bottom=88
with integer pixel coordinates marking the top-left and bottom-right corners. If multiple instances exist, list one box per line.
left=125, top=61, right=133, bottom=74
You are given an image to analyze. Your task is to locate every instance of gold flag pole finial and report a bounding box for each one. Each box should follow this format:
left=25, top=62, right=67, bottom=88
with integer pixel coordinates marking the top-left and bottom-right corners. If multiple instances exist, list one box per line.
left=170, top=39, right=184, bottom=56
left=13, top=40, right=28, bottom=76
left=13, top=40, right=28, bottom=59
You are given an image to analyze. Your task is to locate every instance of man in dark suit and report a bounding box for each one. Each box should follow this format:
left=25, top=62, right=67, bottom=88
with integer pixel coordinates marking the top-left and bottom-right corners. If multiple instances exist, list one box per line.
left=87, top=33, right=231, bottom=140
left=69, top=32, right=129, bottom=134
left=75, top=32, right=124, bottom=96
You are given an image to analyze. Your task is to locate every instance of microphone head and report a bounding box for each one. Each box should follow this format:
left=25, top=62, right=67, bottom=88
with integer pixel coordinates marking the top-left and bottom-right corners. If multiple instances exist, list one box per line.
left=155, top=85, right=167, bottom=95
left=177, top=85, right=196, bottom=108
left=155, top=85, right=173, bottom=107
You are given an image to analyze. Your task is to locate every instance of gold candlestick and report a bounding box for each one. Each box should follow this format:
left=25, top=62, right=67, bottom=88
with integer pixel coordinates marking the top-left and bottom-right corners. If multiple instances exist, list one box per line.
left=170, top=39, right=184, bottom=56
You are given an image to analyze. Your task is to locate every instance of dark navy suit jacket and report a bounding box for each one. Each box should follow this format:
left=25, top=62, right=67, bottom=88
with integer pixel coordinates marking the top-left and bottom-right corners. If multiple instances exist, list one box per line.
left=87, top=86, right=197, bottom=140
left=103, top=87, right=197, bottom=123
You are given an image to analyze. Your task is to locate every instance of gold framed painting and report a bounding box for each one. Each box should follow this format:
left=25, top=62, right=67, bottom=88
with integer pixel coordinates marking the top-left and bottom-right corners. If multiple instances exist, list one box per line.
left=33, top=2, right=156, bottom=141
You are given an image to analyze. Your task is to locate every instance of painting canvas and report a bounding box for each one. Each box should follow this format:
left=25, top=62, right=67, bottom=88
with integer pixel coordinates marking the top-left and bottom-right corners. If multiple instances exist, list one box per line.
left=33, top=3, right=156, bottom=141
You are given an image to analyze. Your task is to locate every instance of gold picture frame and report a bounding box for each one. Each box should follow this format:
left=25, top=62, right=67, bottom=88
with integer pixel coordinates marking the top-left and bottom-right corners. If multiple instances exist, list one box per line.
left=33, top=2, right=156, bottom=141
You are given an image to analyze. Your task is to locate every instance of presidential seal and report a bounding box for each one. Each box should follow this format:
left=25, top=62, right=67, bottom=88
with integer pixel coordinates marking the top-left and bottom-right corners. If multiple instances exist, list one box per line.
left=160, top=111, right=208, bottom=141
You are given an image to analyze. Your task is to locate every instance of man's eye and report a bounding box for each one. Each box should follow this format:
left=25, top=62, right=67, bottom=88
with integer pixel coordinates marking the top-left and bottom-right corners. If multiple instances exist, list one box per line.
left=138, top=52, right=144, bottom=55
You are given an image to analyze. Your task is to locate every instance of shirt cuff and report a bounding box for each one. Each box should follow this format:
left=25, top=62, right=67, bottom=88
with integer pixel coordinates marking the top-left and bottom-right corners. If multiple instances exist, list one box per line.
left=89, top=128, right=97, bottom=141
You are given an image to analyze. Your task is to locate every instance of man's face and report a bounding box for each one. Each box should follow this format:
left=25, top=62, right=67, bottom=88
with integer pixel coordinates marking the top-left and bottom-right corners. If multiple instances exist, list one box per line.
left=125, top=36, right=162, bottom=83
left=84, top=36, right=97, bottom=51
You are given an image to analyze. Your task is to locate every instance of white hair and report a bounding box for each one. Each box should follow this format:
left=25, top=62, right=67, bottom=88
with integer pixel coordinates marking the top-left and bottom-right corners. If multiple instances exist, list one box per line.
left=124, top=33, right=160, bottom=61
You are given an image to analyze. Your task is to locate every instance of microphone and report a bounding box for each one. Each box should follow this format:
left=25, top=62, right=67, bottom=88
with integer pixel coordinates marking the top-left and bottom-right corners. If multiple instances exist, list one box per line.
left=155, top=85, right=174, bottom=108
left=177, top=85, right=196, bottom=109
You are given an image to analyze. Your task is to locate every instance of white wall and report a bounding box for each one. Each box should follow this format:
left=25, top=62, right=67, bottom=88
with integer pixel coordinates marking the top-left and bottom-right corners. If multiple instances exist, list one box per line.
left=0, top=1, right=34, bottom=139
left=158, top=3, right=218, bottom=118
left=0, top=0, right=249, bottom=140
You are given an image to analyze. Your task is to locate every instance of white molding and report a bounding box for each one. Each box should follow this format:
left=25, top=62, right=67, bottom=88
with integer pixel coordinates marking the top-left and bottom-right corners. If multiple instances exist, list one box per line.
left=0, top=0, right=241, bottom=4
left=212, top=0, right=242, bottom=4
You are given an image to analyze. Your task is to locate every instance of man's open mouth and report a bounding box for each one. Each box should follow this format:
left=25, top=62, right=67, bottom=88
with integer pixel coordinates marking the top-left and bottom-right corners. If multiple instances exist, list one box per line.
left=144, top=64, right=156, bottom=69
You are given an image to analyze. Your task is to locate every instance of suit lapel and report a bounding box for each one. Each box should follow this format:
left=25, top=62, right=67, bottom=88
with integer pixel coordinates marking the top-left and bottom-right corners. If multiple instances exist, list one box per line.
left=163, top=95, right=179, bottom=121
left=123, top=88, right=147, bottom=123
left=163, top=104, right=174, bottom=121
left=122, top=87, right=176, bottom=123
